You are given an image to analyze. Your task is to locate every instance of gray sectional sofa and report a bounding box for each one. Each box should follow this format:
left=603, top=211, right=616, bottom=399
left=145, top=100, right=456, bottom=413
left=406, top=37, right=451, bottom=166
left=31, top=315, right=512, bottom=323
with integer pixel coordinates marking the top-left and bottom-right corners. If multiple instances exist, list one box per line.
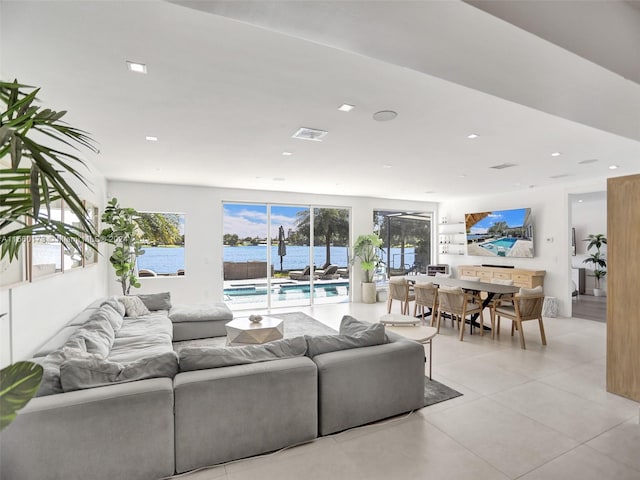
left=0, top=295, right=426, bottom=480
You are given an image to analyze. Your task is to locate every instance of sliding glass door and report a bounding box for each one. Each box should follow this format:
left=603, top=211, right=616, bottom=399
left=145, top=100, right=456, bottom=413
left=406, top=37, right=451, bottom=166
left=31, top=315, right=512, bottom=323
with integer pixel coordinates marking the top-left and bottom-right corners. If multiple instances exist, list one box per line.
left=222, top=203, right=350, bottom=310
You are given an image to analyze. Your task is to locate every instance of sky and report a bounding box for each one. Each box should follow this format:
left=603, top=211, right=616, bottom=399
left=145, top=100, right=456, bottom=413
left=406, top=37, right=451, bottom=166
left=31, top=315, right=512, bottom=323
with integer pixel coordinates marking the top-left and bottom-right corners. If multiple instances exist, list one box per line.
left=469, top=208, right=529, bottom=234
left=223, top=204, right=304, bottom=238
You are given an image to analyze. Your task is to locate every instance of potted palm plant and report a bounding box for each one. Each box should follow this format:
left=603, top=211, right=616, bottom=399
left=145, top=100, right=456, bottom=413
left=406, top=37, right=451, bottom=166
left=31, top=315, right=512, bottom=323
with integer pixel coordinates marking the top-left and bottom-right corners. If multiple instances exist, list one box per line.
left=352, top=233, right=383, bottom=303
left=583, top=233, right=607, bottom=296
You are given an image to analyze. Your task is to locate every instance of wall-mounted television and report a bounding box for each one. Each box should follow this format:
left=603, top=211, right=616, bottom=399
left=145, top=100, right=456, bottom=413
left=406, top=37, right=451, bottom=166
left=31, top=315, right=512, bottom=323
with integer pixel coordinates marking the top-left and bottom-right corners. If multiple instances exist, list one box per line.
left=465, top=208, right=534, bottom=258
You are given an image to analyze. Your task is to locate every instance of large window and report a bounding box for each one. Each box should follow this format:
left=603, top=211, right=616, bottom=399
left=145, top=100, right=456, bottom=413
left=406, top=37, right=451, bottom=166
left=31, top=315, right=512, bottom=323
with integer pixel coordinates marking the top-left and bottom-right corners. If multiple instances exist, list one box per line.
left=136, top=212, right=186, bottom=277
left=374, top=210, right=433, bottom=276
left=223, top=203, right=350, bottom=309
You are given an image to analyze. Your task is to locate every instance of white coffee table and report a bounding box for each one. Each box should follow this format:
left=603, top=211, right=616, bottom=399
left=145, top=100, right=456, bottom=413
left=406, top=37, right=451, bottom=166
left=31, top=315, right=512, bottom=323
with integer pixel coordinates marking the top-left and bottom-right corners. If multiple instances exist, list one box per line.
left=225, top=316, right=284, bottom=346
left=381, top=315, right=437, bottom=380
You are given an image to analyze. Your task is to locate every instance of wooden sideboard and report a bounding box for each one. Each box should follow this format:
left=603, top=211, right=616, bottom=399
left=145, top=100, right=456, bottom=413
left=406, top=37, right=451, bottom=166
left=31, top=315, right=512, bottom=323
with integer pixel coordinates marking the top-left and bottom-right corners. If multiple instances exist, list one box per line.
left=457, top=265, right=545, bottom=289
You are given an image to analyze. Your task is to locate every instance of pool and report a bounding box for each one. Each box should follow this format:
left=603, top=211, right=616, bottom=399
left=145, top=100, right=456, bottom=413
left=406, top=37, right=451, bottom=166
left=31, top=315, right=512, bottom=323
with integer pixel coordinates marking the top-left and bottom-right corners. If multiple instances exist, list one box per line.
left=224, top=281, right=350, bottom=303
left=480, top=237, right=518, bottom=256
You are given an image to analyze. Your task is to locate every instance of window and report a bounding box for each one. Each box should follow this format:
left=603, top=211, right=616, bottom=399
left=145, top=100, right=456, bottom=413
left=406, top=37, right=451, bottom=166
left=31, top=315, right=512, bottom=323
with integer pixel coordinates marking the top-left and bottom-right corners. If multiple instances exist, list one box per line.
left=135, top=212, right=186, bottom=276
left=374, top=210, right=433, bottom=275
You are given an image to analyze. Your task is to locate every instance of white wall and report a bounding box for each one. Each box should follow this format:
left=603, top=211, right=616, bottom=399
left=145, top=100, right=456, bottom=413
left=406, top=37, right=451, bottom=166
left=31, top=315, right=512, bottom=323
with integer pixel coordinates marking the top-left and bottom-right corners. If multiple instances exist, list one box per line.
left=1, top=167, right=109, bottom=365
left=571, top=192, right=607, bottom=294
left=107, top=181, right=438, bottom=304
left=438, top=185, right=573, bottom=316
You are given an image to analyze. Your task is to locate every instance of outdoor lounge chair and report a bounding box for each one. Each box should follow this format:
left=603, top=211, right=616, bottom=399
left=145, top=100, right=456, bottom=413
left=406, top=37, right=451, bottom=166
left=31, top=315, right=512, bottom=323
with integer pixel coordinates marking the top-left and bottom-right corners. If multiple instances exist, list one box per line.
left=289, top=266, right=319, bottom=281
left=318, top=264, right=339, bottom=280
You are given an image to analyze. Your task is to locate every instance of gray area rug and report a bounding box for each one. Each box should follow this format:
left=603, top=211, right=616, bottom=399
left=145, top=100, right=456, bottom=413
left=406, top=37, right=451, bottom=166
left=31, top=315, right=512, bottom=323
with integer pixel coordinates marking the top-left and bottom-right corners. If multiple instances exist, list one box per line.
left=173, top=311, right=336, bottom=352
left=424, top=377, right=463, bottom=407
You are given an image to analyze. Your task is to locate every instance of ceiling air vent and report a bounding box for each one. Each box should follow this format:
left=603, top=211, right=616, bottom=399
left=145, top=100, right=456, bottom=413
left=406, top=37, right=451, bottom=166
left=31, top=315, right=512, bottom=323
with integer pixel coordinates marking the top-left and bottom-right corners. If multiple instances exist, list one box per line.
left=549, top=173, right=572, bottom=179
left=292, top=127, right=328, bottom=142
left=578, top=159, right=598, bottom=164
left=489, top=163, right=517, bottom=170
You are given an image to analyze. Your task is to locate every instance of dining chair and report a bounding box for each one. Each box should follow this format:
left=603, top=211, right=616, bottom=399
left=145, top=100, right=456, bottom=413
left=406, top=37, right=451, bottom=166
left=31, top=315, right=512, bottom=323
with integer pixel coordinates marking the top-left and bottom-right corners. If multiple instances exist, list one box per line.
left=413, top=282, right=438, bottom=325
left=387, top=277, right=415, bottom=315
left=490, top=287, right=546, bottom=349
left=436, top=285, right=484, bottom=341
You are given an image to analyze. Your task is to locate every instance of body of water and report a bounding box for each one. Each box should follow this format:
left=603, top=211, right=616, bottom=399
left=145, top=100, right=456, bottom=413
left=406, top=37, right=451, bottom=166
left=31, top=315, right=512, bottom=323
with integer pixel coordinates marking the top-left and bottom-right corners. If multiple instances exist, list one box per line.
left=136, top=245, right=418, bottom=274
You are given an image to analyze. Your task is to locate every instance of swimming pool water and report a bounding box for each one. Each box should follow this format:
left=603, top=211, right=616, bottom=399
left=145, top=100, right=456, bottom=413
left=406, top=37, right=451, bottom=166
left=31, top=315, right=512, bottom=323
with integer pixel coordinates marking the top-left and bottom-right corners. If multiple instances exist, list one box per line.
left=480, top=237, right=518, bottom=255
left=224, top=281, right=350, bottom=304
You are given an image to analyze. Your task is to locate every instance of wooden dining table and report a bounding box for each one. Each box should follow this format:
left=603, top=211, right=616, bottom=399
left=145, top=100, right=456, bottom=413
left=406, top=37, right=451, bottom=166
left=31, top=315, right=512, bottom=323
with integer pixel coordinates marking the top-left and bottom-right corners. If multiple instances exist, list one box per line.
left=405, top=275, right=520, bottom=332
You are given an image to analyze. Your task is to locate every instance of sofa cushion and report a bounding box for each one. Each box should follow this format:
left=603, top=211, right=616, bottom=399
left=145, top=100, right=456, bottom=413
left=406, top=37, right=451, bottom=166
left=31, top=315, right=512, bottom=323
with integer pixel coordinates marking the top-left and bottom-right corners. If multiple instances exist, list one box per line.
left=75, top=316, right=116, bottom=358
left=119, top=295, right=151, bottom=317
left=305, top=323, right=386, bottom=358
left=67, top=309, right=96, bottom=327
left=137, top=292, right=171, bottom=311
left=519, top=285, right=544, bottom=296
left=178, top=337, right=308, bottom=371
left=60, top=351, right=179, bottom=392
left=101, top=296, right=126, bottom=317
left=89, top=304, right=124, bottom=333
left=35, top=340, right=102, bottom=396
left=32, top=326, right=81, bottom=358
left=339, top=315, right=377, bottom=335
left=169, top=303, right=233, bottom=323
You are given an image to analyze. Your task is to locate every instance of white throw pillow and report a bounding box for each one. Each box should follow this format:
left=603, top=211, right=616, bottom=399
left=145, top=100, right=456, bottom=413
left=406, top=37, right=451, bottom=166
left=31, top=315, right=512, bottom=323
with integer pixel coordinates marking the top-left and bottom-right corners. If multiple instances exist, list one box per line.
left=119, top=295, right=151, bottom=317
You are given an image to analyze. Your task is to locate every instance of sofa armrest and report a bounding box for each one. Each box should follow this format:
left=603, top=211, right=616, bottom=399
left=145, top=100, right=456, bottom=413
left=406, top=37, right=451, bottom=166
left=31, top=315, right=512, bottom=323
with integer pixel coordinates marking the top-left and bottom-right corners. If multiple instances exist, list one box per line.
left=313, top=340, right=425, bottom=435
left=0, top=378, right=175, bottom=480
left=174, top=357, right=318, bottom=473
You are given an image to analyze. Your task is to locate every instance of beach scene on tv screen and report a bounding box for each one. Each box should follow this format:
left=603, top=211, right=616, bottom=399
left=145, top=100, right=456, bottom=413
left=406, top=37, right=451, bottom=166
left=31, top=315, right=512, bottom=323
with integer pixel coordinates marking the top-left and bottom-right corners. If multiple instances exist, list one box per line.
left=465, top=208, right=534, bottom=258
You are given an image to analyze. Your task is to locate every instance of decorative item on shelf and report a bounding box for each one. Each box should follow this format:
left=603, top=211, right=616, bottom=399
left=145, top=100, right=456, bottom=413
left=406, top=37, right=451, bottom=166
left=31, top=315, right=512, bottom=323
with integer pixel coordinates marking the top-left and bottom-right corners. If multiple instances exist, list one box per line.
left=249, top=314, right=263, bottom=323
left=583, top=233, right=607, bottom=296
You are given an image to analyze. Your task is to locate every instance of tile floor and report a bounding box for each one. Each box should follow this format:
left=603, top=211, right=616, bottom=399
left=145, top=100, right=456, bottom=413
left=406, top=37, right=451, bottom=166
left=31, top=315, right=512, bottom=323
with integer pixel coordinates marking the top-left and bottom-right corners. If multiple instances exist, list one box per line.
left=172, top=302, right=640, bottom=480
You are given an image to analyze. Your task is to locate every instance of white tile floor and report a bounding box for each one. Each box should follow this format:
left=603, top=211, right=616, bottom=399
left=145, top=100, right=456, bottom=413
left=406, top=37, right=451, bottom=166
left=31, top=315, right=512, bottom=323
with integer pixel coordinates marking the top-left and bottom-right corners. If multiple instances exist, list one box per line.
left=172, top=302, right=640, bottom=480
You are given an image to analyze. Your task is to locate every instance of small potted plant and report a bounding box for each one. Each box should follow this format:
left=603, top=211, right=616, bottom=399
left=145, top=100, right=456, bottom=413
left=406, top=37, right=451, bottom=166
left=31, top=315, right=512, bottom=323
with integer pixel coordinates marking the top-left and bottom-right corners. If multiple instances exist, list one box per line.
left=583, top=233, right=607, bottom=296
left=352, top=233, right=383, bottom=303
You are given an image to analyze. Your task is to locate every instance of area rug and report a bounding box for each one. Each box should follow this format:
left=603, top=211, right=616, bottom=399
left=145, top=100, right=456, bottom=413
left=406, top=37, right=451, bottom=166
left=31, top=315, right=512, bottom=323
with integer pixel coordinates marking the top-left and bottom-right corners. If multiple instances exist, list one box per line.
left=173, top=311, right=336, bottom=352
left=424, top=377, right=463, bottom=407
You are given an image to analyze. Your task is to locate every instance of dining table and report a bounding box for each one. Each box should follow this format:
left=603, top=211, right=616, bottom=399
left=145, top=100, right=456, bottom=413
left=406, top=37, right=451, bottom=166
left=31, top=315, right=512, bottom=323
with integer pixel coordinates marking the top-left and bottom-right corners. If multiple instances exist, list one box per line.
left=405, top=275, right=520, bottom=332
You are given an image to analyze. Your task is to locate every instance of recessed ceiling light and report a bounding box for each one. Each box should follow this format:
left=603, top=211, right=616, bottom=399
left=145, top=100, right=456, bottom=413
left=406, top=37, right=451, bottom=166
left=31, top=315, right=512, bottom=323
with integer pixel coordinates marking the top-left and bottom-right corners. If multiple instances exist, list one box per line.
left=373, top=110, right=398, bottom=122
left=458, top=174, right=466, bottom=178
left=467, top=133, right=479, bottom=139
left=282, top=151, right=293, bottom=156
left=424, top=191, right=436, bottom=194
left=126, top=61, right=147, bottom=74
left=383, top=164, right=393, bottom=169
left=609, top=165, right=619, bottom=170
left=145, top=136, right=158, bottom=142
left=551, top=152, right=562, bottom=157
left=578, top=200, right=584, bottom=203
left=338, top=104, right=355, bottom=112
left=273, top=177, right=286, bottom=181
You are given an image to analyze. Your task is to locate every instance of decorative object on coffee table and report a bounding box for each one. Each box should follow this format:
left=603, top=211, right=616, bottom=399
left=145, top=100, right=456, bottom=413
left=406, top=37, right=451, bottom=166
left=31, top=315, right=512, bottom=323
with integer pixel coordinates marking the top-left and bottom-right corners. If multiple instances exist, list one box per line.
left=249, top=314, right=263, bottom=323
left=225, top=316, right=284, bottom=345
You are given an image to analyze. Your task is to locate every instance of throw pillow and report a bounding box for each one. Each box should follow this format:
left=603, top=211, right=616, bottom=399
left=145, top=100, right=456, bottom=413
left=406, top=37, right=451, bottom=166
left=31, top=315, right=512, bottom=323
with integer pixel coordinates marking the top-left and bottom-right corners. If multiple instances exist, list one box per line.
left=519, top=285, right=543, bottom=296
left=339, top=315, right=375, bottom=335
left=137, top=292, right=172, bottom=311
left=60, top=351, right=179, bottom=392
left=305, top=323, right=386, bottom=358
left=119, top=295, right=151, bottom=317
left=179, top=337, right=307, bottom=371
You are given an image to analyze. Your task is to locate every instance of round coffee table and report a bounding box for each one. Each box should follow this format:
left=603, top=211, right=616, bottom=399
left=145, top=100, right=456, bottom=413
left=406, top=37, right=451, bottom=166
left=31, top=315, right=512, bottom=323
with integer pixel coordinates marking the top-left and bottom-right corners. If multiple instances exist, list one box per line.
left=382, top=317, right=437, bottom=379
left=225, top=316, right=284, bottom=346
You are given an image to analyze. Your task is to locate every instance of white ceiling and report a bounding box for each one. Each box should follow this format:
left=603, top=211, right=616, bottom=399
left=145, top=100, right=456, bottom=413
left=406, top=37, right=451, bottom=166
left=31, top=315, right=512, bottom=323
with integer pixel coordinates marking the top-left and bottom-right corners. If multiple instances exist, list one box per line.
left=2, top=0, right=639, bottom=201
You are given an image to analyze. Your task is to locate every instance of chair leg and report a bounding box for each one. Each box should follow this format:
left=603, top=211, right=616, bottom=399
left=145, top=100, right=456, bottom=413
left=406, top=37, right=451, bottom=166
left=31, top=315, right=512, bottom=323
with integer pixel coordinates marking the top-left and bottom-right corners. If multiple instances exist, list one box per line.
left=517, top=320, right=526, bottom=349
left=459, top=316, right=465, bottom=341
left=413, top=302, right=418, bottom=317
left=387, top=297, right=392, bottom=314
left=490, top=309, right=496, bottom=340
left=479, top=311, right=484, bottom=337
left=511, top=321, right=515, bottom=336
left=435, top=309, right=442, bottom=333
left=538, top=316, right=547, bottom=345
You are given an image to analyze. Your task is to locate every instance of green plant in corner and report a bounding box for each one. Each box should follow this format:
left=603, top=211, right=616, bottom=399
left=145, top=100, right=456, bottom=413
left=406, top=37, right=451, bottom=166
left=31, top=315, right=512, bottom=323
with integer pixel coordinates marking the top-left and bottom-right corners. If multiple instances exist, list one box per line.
left=100, top=198, right=145, bottom=295
left=352, top=233, right=383, bottom=283
left=583, top=233, right=607, bottom=292
left=0, top=80, right=99, bottom=261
